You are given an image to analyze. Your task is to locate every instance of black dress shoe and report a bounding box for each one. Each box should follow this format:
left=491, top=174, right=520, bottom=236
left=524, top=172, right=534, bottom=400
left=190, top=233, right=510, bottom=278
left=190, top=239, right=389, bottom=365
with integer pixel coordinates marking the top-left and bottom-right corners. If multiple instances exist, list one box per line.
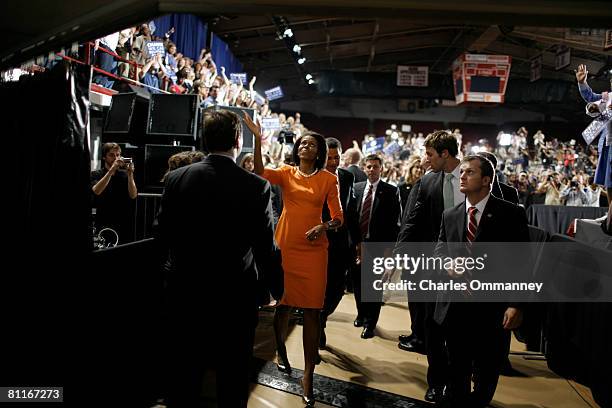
left=424, top=386, right=446, bottom=403
left=360, top=327, right=375, bottom=339
left=319, top=328, right=327, bottom=349
left=398, top=334, right=415, bottom=343
left=398, top=338, right=425, bottom=353
left=353, top=317, right=364, bottom=327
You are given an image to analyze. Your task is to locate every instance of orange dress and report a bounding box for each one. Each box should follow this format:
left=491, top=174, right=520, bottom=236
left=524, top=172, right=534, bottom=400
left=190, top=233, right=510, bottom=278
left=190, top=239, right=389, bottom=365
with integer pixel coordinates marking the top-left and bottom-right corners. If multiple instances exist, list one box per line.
left=263, top=166, right=344, bottom=309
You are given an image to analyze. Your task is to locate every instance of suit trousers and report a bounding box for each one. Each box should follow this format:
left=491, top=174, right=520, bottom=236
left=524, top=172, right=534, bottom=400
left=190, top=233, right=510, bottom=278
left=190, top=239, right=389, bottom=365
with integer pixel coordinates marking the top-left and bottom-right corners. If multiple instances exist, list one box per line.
left=443, top=304, right=508, bottom=408
left=424, top=302, right=449, bottom=388
left=351, top=259, right=382, bottom=329
left=166, top=308, right=258, bottom=408
left=321, top=246, right=350, bottom=328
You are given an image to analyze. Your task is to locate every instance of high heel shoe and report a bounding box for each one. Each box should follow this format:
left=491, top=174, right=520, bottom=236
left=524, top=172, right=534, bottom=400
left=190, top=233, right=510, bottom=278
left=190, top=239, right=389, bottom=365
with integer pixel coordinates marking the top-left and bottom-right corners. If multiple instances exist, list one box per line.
left=276, top=351, right=292, bottom=374
left=301, top=378, right=315, bottom=407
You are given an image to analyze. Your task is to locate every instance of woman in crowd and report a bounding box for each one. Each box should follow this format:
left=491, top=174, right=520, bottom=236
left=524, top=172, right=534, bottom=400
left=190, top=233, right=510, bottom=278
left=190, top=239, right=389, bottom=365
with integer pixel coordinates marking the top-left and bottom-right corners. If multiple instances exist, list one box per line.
left=246, top=114, right=343, bottom=406
left=397, top=155, right=424, bottom=208
left=239, top=153, right=254, bottom=172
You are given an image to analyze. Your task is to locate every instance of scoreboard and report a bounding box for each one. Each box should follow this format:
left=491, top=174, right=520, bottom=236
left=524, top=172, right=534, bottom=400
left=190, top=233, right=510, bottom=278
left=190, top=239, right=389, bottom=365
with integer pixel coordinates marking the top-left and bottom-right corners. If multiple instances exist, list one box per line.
left=452, top=54, right=511, bottom=104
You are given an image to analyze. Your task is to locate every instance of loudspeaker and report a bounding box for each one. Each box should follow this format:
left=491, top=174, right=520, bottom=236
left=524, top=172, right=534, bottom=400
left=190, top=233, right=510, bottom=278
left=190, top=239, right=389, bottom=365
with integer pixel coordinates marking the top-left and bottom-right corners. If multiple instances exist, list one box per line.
left=147, top=94, right=199, bottom=139
left=103, top=92, right=149, bottom=144
left=143, top=144, right=195, bottom=189
left=203, top=105, right=255, bottom=153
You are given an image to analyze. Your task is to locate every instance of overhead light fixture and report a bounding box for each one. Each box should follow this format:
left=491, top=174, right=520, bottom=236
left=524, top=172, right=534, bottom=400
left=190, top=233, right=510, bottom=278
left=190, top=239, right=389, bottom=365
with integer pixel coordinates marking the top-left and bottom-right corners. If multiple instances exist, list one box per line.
left=292, top=45, right=301, bottom=54
left=298, top=57, right=306, bottom=64
left=283, top=28, right=293, bottom=38
left=305, top=74, right=313, bottom=80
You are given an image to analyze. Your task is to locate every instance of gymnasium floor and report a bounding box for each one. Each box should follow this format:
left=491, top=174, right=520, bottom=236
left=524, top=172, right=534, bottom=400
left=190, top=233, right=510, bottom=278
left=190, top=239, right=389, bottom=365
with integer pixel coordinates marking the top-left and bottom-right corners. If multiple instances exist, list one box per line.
left=248, top=294, right=598, bottom=408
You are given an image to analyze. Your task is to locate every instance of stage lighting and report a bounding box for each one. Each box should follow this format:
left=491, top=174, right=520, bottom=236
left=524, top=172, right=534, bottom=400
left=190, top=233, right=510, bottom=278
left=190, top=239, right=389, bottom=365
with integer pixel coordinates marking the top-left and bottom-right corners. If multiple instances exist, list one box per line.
left=298, top=57, right=306, bottom=64
left=293, top=44, right=301, bottom=53
left=308, top=79, right=315, bottom=85
left=470, top=145, right=485, bottom=154
left=498, top=133, right=513, bottom=146
left=283, top=28, right=293, bottom=38
left=305, top=74, right=313, bottom=80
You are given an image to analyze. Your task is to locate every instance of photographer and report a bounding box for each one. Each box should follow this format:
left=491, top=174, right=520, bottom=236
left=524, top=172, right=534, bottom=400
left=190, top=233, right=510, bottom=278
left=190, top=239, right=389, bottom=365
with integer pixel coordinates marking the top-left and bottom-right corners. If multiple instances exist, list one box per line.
left=537, top=173, right=562, bottom=205
left=560, top=178, right=590, bottom=207
left=91, top=143, right=138, bottom=244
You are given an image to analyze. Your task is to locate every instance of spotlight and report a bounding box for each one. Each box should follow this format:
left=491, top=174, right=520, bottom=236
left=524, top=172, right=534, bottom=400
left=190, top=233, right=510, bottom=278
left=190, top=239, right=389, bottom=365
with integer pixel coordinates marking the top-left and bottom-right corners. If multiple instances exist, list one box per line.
left=283, top=28, right=293, bottom=38
left=293, top=44, right=301, bottom=54
left=305, top=74, right=313, bottom=80
left=298, top=57, right=306, bottom=64
left=308, top=79, right=315, bottom=85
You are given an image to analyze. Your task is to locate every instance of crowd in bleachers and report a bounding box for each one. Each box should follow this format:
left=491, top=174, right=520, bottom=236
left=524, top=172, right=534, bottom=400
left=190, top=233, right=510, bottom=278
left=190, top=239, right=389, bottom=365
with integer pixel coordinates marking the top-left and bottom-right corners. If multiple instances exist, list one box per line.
left=94, top=22, right=607, bottom=209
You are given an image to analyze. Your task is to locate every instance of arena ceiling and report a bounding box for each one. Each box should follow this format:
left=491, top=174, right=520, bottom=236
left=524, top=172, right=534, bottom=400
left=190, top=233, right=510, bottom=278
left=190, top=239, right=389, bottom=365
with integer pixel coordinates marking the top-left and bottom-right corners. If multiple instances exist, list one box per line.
left=1, top=0, right=611, bottom=104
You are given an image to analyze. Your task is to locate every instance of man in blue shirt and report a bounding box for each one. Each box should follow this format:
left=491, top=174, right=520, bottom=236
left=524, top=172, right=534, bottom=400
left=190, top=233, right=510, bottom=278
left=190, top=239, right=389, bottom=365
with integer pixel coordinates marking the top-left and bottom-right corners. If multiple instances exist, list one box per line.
left=576, top=64, right=612, bottom=202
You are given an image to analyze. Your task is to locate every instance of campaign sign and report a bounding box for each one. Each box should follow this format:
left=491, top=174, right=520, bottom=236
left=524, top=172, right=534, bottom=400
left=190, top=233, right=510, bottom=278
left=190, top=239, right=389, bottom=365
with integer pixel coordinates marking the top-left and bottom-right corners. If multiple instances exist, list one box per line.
left=262, top=117, right=281, bottom=131
left=230, top=73, right=248, bottom=85
left=265, top=86, right=284, bottom=101
left=146, top=41, right=165, bottom=57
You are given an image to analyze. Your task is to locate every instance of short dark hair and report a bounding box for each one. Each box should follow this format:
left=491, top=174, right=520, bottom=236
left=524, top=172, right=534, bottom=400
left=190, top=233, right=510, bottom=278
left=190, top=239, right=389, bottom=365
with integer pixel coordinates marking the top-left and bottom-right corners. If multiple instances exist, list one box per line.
left=326, top=137, right=342, bottom=153
left=424, top=130, right=458, bottom=157
left=364, top=154, right=382, bottom=166
left=476, top=151, right=498, bottom=168
left=292, top=132, right=328, bottom=171
left=203, top=110, right=242, bottom=152
left=102, top=142, right=120, bottom=157
left=462, top=155, right=494, bottom=184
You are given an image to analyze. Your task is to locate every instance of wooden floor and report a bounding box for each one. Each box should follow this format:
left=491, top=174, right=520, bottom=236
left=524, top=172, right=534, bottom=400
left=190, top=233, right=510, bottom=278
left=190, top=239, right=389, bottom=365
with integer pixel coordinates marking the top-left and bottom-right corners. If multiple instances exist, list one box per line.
left=249, top=294, right=599, bottom=408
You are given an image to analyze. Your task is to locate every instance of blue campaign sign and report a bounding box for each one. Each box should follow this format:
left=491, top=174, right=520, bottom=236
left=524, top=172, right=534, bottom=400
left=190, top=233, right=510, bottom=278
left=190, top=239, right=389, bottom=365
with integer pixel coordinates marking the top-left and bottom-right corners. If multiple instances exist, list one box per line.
left=383, top=141, right=401, bottom=155
left=363, top=137, right=385, bottom=154
left=230, top=73, right=248, bottom=84
left=146, top=41, right=165, bottom=57
left=262, top=117, right=281, bottom=131
left=265, top=86, right=284, bottom=101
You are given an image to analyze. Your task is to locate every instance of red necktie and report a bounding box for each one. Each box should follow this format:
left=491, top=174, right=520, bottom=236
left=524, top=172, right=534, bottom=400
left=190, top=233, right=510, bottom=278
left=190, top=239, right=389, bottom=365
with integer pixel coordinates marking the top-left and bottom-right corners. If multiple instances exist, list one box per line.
left=466, top=206, right=478, bottom=243
left=360, top=184, right=373, bottom=238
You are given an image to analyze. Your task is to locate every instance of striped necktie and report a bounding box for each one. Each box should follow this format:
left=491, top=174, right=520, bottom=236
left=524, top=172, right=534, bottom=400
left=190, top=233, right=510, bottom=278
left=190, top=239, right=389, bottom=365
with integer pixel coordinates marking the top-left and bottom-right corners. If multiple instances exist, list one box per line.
left=360, top=184, right=373, bottom=238
left=466, top=206, right=478, bottom=243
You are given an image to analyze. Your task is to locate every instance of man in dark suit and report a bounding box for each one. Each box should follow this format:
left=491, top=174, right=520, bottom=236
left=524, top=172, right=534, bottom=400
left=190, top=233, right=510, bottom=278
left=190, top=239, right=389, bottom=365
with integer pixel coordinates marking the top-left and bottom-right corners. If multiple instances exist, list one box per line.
left=344, top=147, right=368, bottom=183
left=320, top=138, right=360, bottom=348
left=435, top=155, right=527, bottom=408
left=352, top=154, right=401, bottom=339
left=477, top=151, right=519, bottom=205
left=395, top=130, right=462, bottom=402
left=156, top=110, right=284, bottom=408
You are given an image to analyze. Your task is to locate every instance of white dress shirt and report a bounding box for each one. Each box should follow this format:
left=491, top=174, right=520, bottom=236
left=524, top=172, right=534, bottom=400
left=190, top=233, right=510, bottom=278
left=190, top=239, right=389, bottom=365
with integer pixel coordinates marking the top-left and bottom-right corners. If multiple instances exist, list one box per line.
left=465, top=193, right=490, bottom=227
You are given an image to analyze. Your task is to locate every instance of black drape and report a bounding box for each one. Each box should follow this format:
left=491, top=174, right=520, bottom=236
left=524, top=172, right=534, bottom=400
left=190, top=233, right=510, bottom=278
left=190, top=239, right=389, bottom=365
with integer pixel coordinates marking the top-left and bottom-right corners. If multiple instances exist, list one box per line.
left=2, top=61, right=91, bottom=399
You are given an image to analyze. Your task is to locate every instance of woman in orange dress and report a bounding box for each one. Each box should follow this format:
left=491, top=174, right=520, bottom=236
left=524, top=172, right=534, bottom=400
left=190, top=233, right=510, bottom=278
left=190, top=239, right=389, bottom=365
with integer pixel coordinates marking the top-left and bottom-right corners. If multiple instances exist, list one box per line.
left=246, top=115, right=343, bottom=406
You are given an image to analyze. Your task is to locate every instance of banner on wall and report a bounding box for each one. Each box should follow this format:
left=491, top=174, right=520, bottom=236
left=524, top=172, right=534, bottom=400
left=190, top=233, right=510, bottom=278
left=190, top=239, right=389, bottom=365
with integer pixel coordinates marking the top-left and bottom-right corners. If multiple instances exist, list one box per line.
left=530, top=54, right=542, bottom=82
left=397, top=65, right=428, bottom=87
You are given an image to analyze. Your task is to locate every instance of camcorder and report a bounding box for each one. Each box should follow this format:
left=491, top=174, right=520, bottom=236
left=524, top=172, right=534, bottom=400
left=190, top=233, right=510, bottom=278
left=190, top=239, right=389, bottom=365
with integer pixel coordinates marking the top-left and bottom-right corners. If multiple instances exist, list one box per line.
left=277, top=128, right=296, bottom=145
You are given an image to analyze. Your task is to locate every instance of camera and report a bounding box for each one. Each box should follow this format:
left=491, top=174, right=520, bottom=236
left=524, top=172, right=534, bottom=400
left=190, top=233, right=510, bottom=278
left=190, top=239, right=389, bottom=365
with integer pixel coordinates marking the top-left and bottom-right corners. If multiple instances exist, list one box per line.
left=277, top=129, right=295, bottom=145
left=120, top=157, right=132, bottom=167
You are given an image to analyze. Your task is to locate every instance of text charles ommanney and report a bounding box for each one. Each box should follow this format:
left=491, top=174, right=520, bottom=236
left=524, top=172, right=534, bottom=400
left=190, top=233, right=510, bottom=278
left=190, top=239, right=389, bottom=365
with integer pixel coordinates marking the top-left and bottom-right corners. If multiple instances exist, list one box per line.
left=372, top=279, right=544, bottom=293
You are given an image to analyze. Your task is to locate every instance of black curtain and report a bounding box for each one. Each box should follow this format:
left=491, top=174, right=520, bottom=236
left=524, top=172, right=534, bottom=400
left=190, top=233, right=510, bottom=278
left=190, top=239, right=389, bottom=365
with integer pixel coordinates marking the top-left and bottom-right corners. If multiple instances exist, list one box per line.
left=2, top=61, right=91, bottom=400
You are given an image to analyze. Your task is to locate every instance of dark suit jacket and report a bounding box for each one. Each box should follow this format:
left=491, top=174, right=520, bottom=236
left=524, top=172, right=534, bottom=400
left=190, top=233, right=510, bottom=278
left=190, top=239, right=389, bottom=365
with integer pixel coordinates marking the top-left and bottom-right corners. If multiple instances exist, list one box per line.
left=156, top=155, right=284, bottom=311
left=354, top=179, right=401, bottom=243
left=397, top=171, right=447, bottom=244
left=433, top=195, right=529, bottom=324
left=323, top=168, right=360, bottom=249
left=492, top=178, right=520, bottom=205
left=346, top=164, right=367, bottom=183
